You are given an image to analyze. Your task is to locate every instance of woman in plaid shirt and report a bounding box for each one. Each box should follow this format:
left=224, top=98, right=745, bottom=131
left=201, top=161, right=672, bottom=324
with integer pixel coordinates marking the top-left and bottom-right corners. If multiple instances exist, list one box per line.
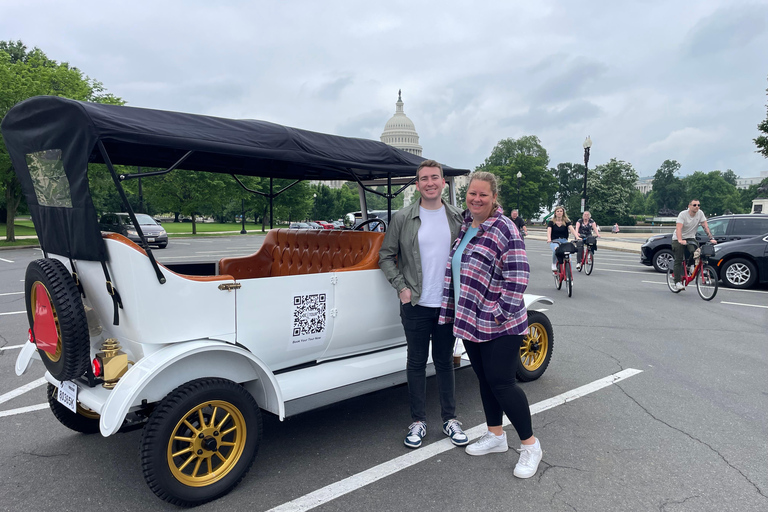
left=439, top=171, right=543, bottom=479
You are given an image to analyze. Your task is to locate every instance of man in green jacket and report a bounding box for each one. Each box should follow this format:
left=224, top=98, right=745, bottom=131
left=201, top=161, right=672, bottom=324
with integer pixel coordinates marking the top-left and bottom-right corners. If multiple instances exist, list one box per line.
left=379, top=159, right=468, bottom=449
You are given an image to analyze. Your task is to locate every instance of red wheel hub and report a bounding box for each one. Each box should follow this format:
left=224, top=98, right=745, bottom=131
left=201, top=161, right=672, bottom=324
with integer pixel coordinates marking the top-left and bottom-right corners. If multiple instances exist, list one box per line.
left=33, top=282, right=59, bottom=355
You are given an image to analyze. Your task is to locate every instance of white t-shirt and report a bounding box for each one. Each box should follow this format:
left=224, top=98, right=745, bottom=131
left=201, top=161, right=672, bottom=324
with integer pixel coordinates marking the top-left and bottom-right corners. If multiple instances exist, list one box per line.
left=417, top=205, right=451, bottom=307
left=672, top=209, right=707, bottom=241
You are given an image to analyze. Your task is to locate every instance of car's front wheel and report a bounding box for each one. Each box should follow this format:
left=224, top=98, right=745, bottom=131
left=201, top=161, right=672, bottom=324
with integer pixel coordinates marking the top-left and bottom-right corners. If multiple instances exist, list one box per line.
left=653, top=249, right=674, bottom=273
left=517, top=311, right=553, bottom=382
left=722, top=258, right=757, bottom=289
left=141, top=378, right=261, bottom=507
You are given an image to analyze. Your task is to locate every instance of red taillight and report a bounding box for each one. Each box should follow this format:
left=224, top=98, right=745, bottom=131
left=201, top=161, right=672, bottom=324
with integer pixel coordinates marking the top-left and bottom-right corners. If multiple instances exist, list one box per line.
left=92, top=357, right=102, bottom=377
left=28, top=328, right=34, bottom=344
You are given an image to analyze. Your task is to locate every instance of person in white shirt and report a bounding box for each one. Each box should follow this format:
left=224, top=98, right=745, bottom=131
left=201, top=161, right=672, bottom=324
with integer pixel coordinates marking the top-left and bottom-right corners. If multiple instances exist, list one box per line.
left=671, top=199, right=717, bottom=290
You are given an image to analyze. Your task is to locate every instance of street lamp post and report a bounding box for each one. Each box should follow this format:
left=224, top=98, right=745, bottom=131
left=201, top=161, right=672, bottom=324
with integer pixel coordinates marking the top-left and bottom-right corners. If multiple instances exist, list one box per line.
left=240, top=198, right=247, bottom=234
left=582, top=136, right=592, bottom=212
left=516, top=171, right=522, bottom=213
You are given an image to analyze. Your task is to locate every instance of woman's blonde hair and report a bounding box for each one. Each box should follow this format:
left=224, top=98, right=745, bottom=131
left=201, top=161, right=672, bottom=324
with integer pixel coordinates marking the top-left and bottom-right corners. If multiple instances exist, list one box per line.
left=469, top=171, right=502, bottom=210
left=553, top=205, right=570, bottom=224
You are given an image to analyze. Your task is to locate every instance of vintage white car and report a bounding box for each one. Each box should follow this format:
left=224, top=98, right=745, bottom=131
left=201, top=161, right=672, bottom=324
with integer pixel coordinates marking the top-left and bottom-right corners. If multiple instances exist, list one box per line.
left=2, top=96, right=554, bottom=506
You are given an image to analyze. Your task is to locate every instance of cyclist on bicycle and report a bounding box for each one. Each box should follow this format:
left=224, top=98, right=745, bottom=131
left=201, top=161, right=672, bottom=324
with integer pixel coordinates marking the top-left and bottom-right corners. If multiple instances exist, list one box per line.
left=546, top=206, right=580, bottom=272
left=575, top=211, right=599, bottom=271
left=672, top=199, right=717, bottom=291
left=510, top=209, right=527, bottom=238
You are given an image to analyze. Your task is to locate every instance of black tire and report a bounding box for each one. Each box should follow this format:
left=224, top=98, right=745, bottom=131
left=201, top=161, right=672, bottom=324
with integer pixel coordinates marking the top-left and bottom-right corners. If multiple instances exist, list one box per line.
left=696, top=265, right=719, bottom=301
left=666, top=267, right=682, bottom=293
left=585, top=249, right=594, bottom=275
left=565, top=260, right=573, bottom=297
left=517, top=311, right=553, bottom=382
left=157, top=242, right=168, bottom=249
left=141, top=378, right=262, bottom=507
left=653, top=249, right=674, bottom=273
left=46, top=383, right=100, bottom=434
left=25, top=259, right=90, bottom=381
left=722, top=258, right=757, bottom=289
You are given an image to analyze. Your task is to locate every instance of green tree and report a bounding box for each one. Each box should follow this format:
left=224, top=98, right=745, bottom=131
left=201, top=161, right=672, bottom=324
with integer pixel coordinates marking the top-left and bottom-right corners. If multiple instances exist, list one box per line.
left=721, top=169, right=738, bottom=187
left=0, top=40, right=122, bottom=241
left=553, top=162, right=585, bottom=217
left=755, top=77, right=768, bottom=158
left=651, top=159, right=685, bottom=213
left=587, top=158, right=639, bottom=225
left=476, top=135, right=558, bottom=220
left=682, top=171, right=744, bottom=215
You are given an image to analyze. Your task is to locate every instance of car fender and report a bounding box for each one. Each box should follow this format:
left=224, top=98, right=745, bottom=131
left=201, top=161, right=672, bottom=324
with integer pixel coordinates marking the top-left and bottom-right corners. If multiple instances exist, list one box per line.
left=15, top=340, right=39, bottom=376
left=524, top=294, right=554, bottom=310
left=99, top=339, right=283, bottom=436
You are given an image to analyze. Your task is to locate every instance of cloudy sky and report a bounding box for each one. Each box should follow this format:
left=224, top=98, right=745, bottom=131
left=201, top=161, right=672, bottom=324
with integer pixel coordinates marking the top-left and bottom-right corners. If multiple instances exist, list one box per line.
left=2, top=0, right=767, bottom=178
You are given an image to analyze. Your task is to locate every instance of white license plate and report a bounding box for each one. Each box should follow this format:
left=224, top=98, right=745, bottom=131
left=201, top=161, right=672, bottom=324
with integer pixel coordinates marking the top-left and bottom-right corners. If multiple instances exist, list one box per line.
left=147, top=237, right=155, bottom=242
left=57, top=381, right=78, bottom=413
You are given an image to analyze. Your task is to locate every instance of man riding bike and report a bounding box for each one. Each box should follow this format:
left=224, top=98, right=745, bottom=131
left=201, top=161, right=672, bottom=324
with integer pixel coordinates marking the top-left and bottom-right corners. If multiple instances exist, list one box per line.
left=671, top=200, right=717, bottom=291
left=574, top=211, right=599, bottom=271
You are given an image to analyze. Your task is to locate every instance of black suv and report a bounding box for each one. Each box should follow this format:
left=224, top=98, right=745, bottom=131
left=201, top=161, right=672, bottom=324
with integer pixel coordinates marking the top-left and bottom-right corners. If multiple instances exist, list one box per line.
left=640, top=214, right=768, bottom=272
left=99, top=213, right=169, bottom=248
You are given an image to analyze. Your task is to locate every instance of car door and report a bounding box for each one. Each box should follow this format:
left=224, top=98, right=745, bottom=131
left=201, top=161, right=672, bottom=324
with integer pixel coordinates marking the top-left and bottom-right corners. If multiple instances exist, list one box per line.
left=729, top=217, right=768, bottom=241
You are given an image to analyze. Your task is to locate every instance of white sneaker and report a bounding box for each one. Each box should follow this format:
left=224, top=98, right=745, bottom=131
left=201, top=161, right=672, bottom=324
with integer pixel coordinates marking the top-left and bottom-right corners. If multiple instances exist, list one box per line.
left=674, top=282, right=685, bottom=291
left=551, top=264, right=557, bottom=271
left=465, top=431, right=508, bottom=456
left=513, top=439, right=543, bottom=479
left=576, top=263, right=582, bottom=271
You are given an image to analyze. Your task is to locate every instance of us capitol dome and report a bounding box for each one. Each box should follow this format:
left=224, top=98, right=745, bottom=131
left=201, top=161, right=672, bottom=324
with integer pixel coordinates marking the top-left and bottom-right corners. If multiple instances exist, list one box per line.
left=380, top=90, right=422, bottom=156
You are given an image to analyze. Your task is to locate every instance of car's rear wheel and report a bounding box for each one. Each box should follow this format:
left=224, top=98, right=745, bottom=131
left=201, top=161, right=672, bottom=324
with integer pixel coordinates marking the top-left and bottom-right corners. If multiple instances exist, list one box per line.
left=141, top=378, right=261, bottom=507
left=24, top=259, right=90, bottom=382
left=653, top=249, right=674, bottom=273
left=517, top=311, right=553, bottom=382
left=722, top=258, right=757, bottom=289
left=46, top=383, right=101, bottom=434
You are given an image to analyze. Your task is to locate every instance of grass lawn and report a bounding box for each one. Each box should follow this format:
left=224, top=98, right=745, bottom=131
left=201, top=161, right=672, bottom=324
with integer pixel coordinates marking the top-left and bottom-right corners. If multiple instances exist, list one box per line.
left=0, top=220, right=37, bottom=237
left=162, top=221, right=289, bottom=234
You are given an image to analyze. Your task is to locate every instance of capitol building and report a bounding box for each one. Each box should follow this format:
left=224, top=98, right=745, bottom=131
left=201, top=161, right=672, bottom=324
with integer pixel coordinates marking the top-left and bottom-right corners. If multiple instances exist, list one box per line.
left=380, top=90, right=422, bottom=157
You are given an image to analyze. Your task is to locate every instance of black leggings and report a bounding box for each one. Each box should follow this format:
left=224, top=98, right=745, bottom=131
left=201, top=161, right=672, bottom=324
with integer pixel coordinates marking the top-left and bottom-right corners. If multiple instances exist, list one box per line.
left=464, top=335, right=533, bottom=440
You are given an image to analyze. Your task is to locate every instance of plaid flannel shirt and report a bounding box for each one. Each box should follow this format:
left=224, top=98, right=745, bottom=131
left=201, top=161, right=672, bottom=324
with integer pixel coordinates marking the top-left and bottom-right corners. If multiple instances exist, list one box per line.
left=439, top=208, right=529, bottom=342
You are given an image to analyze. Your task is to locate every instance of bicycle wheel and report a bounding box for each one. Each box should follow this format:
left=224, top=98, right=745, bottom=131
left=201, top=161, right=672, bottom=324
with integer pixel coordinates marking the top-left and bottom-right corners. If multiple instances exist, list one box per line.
left=585, top=249, right=594, bottom=275
left=666, top=268, right=682, bottom=293
left=696, top=265, right=718, bottom=301
left=554, top=264, right=562, bottom=290
left=565, top=259, right=573, bottom=297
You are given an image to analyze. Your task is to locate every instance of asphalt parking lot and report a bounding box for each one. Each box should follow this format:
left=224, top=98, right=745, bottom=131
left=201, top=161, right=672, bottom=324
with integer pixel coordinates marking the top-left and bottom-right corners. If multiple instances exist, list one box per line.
left=1, top=236, right=766, bottom=511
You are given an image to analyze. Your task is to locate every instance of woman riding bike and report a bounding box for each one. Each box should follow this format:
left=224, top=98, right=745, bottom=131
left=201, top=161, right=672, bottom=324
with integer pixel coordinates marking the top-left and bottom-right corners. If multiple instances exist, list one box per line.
left=574, top=211, right=599, bottom=271
left=546, top=206, right=580, bottom=272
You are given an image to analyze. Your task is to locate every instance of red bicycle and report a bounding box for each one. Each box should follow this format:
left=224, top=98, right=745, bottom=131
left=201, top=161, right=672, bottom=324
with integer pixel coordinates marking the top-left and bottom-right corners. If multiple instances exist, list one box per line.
left=575, top=236, right=597, bottom=275
left=553, top=241, right=577, bottom=297
left=665, top=242, right=718, bottom=300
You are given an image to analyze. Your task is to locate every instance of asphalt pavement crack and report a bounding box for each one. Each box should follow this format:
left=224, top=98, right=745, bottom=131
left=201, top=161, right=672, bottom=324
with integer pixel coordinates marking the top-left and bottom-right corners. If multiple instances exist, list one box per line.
left=21, top=450, right=70, bottom=458
left=548, top=480, right=578, bottom=511
left=658, top=494, right=702, bottom=511
left=537, top=461, right=586, bottom=483
left=616, top=383, right=767, bottom=500
left=583, top=342, right=625, bottom=372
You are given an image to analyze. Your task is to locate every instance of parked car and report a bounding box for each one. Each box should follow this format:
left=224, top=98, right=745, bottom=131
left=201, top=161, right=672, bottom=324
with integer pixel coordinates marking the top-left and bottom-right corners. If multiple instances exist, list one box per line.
left=706, top=233, right=768, bottom=289
left=315, top=221, right=334, bottom=229
left=3, top=96, right=554, bottom=507
left=307, top=221, right=324, bottom=230
left=288, top=222, right=311, bottom=229
left=99, top=213, right=168, bottom=248
left=640, top=214, right=768, bottom=272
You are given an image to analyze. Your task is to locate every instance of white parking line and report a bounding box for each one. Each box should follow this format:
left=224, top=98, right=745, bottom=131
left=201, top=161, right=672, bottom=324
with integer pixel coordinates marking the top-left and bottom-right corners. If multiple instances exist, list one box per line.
left=0, top=404, right=48, bottom=418
left=0, top=377, right=47, bottom=406
left=268, top=368, right=643, bottom=512
left=0, top=291, right=24, bottom=296
left=0, top=257, right=14, bottom=263
left=0, top=311, right=25, bottom=316
left=642, top=281, right=768, bottom=295
left=721, top=301, right=768, bottom=309
left=0, top=344, right=24, bottom=352
left=599, top=268, right=653, bottom=275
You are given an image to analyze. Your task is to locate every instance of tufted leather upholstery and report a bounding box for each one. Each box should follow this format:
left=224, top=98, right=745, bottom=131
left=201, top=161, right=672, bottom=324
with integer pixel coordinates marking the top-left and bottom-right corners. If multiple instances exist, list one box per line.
left=218, top=229, right=385, bottom=280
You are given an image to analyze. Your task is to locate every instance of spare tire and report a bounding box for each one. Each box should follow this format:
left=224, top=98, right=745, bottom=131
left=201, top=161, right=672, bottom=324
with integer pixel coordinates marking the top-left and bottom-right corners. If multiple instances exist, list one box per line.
left=25, top=259, right=90, bottom=381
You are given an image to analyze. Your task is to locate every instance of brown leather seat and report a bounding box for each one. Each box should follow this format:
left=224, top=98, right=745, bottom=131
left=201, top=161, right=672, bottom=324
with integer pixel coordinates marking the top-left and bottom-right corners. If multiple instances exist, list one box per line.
left=219, top=229, right=385, bottom=280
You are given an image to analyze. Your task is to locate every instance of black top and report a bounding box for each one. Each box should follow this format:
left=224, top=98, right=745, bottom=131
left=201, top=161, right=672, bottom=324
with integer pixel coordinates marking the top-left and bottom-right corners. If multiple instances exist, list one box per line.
left=548, top=220, right=571, bottom=240
left=577, top=218, right=595, bottom=237
left=512, top=216, right=525, bottom=231
left=1, top=96, right=470, bottom=261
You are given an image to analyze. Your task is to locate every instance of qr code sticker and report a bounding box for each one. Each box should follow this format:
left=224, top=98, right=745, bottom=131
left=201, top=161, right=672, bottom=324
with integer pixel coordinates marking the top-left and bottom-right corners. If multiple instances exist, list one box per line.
left=292, top=294, right=326, bottom=337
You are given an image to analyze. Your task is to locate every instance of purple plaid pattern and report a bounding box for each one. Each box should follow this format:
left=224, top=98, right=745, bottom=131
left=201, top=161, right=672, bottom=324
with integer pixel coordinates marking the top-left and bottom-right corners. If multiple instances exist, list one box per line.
left=439, top=209, right=529, bottom=342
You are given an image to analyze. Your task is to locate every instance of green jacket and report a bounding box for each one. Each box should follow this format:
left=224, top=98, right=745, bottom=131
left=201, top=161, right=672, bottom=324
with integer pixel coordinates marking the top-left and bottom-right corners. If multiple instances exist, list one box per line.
left=378, top=199, right=464, bottom=306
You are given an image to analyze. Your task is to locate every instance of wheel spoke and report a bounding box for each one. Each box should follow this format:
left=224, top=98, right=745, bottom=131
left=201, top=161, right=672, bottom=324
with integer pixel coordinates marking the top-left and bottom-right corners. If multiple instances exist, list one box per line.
left=178, top=453, right=197, bottom=471
left=198, top=408, right=206, bottom=428
left=172, top=446, right=193, bottom=458
left=216, top=412, right=232, bottom=431
left=183, top=419, right=199, bottom=435
left=192, top=457, right=203, bottom=477
left=210, top=406, right=219, bottom=427
left=173, top=435, right=194, bottom=443
left=221, top=425, right=238, bottom=436
left=219, top=441, right=237, bottom=447
left=206, top=457, right=213, bottom=475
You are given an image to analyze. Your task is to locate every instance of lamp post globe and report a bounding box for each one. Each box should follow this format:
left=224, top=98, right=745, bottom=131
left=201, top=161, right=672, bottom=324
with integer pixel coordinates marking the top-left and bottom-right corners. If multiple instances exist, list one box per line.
left=516, top=171, right=522, bottom=212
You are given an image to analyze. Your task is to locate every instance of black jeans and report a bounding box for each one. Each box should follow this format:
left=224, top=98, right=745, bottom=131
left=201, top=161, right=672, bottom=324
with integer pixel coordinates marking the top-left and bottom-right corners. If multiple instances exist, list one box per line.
left=672, top=239, right=696, bottom=284
left=400, top=303, right=456, bottom=423
left=464, top=335, right=533, bottom=440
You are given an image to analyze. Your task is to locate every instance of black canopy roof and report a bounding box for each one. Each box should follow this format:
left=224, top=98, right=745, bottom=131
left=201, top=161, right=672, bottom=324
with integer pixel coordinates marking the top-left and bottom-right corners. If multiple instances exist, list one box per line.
left=2, top=96, right=467, bottom=180
left=1, top=96, right=468, bottom=261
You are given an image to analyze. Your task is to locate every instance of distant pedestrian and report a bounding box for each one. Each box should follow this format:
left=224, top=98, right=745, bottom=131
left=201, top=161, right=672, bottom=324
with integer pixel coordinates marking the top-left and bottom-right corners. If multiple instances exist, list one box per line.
left=612, top=223, right=620, bottom=234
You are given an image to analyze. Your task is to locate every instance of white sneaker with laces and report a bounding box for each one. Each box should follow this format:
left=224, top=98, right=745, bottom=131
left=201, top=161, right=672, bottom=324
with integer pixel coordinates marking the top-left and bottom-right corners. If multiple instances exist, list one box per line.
left=674, top=282, right=685, bottom=291
left=404, top=421, right=426, bottom=449
left=576, top=263, right=582, bottom=270
left=513, top=439, right=543, bottom=479
left=465, top=431, right=508, bottom=456
left=442, top=419, right=469, bottom=446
